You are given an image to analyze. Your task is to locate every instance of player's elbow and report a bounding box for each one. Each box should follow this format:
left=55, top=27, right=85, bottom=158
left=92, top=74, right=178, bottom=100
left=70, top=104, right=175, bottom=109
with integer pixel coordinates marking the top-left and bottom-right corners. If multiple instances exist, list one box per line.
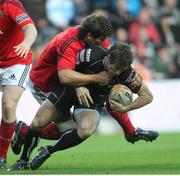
left=34, top=26, right=38, bottom=39
left=146, top=92, right=153, bottom=104
left=58, top=70, right=72, bottom=85
left=24, top=23, right=37, bottom=35
left=59, top=75, right=69, bottom=84
left=31, top=24, right=38, bottom=39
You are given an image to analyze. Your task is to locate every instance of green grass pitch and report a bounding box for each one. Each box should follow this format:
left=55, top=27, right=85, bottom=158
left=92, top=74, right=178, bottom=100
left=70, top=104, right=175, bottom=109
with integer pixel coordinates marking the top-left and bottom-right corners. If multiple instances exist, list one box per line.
left=1, top=132, right=180, bottom=174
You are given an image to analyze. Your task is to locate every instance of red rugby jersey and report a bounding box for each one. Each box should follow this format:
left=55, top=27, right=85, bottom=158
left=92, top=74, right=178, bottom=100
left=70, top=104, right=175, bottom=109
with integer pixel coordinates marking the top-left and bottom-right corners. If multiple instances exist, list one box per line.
left=0, top=0, right=34, bottom=68
left=30, top=25, right=110, bottom=92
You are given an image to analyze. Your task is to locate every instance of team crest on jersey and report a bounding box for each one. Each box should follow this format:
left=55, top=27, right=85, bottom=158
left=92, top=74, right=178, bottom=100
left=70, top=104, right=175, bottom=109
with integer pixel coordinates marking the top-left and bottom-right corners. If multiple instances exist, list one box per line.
left=16, top=13, right=30, bottom=23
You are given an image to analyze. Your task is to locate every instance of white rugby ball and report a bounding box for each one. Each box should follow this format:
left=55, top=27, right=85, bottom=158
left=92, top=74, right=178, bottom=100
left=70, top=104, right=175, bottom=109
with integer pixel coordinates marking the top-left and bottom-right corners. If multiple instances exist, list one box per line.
left=109, top=84, right=133, bottom=105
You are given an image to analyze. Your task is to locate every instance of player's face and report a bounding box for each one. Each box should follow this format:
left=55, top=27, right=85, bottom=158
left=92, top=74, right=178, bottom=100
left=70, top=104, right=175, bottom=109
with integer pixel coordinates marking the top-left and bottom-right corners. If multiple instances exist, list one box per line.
left=85, top=33, right=105, bottom=46
left=107, top=64, right=122, bottom=77
left=105, top=56, right=129, bottom=77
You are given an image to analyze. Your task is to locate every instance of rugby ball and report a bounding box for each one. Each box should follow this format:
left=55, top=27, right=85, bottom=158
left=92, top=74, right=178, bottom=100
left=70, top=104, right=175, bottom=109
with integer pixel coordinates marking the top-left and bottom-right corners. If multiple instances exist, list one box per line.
left=109, top=84, right=133, bottom=105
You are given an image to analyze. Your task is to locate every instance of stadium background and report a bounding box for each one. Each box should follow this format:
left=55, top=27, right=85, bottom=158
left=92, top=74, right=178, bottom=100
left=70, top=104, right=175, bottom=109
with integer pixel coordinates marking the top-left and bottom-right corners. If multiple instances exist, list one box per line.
left=0, top=0, right=180, bottom=131
left=0, top=0, right=180, bottom=174
left=15, top=0, right=180, bottom=133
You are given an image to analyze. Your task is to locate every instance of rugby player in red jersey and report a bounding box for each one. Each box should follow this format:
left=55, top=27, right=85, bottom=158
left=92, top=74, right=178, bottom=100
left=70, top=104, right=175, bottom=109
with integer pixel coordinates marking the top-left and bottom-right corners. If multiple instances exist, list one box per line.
left=0, top=0, right=37, bottom=169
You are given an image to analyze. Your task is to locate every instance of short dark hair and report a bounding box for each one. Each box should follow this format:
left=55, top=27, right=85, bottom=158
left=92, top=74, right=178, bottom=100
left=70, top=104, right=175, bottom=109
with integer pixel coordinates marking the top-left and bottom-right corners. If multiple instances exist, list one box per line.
left=79, top=14, right=112, bottom=40
left=108, top=42, right=133, bottom=68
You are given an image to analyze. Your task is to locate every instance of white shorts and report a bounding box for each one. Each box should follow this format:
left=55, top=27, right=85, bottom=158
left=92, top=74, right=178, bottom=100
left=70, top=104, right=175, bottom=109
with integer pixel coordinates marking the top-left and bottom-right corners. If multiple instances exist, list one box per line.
left=0, top=64, right=31, bottom=91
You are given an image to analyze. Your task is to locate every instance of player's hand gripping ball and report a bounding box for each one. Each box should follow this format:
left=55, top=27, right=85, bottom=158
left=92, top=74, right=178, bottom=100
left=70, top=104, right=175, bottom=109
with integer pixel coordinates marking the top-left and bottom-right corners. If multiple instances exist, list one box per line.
left=109, top=84, right=133, bottom=105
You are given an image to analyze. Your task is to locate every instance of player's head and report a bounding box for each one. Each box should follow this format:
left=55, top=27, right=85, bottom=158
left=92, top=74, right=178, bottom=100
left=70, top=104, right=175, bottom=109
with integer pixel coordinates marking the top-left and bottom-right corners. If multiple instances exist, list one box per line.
left=105, top=42, right=133, bottom=77
left=79, top=14, right=112, bottom=46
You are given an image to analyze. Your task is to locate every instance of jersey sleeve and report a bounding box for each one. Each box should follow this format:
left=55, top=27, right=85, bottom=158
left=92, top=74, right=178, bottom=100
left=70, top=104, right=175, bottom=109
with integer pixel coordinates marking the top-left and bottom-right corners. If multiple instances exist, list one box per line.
left=5, top=1, right=34, bottom=27
left=117, top=67, right=142, bottom=93
left=57, top=45, right=77, bottom=70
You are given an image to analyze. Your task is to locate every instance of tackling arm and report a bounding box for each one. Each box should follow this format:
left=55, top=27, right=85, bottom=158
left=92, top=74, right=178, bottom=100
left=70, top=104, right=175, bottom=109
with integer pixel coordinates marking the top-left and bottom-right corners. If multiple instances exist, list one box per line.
left=58, top=69, right=111, bottom=86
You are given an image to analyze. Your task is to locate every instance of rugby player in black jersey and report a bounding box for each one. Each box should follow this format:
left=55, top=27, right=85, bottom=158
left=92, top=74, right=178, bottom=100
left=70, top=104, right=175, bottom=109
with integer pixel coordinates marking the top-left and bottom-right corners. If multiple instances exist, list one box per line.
left=9, top=42, right=159, bottom=170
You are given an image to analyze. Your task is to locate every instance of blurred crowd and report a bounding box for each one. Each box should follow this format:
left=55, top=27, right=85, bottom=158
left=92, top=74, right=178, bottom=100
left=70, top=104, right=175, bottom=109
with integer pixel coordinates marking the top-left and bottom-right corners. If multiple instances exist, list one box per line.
left=21, top=0, right=180, bottom=80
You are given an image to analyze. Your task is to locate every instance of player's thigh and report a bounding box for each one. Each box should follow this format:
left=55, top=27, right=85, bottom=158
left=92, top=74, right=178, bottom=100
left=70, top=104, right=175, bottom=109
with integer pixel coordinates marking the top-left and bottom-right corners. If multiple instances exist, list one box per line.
left=1, top=64, right=30, bottom=106
left=2, top=85, right=24, bottom=107
left=31, top=84, right=76, bottom=131
left=48, top=85, right=77, bottom=131
left=42, top=85, right=80, bottom=132
left=48, top=85, right=78, bottom=118
left=1, top=85, right=24, bottom=121
left=74, top=108, right=100, bottom=130
left=31, top=99, right=62, bottom=130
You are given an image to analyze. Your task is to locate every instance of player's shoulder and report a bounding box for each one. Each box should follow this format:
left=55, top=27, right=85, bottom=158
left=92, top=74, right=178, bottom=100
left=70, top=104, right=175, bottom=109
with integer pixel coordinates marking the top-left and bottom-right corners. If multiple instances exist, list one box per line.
left=3, top=0, right=22, bottom=5
left=62, top=26, right=79, bottom=39
left=76, top=45, right=107, bottom=70
left=88, top=45, right=108, bottom=60
left=78, top=45, right=108, bottom=66
left=2, top=0, right=23, bottom=8
left=90, top=45, right=108, bottom=52
left=56, top=26, right=80, bottom=46
left=89, top=45, right=108, bottom=54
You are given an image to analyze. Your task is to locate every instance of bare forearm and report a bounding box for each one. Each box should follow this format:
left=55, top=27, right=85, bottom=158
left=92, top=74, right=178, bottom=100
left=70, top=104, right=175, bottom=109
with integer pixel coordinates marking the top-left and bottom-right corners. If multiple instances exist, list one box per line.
left=58, top=69, right=97, bottom=86
left=127, top=94, right=152, bottom=111
left=126, top=83, right=153, bottom=111
left=22, top=24, right=37, bottom=47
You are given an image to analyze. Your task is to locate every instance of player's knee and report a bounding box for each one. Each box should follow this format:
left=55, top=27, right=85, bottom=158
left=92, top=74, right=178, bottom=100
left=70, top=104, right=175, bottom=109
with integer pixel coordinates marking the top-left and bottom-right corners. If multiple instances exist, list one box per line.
left=2, top=101, right=16, bottom=119
left=78, top=120, right=99, bottom=138
left=78, top=128, right=93, bottom=138
left=85, top=125, right=97, bottom=137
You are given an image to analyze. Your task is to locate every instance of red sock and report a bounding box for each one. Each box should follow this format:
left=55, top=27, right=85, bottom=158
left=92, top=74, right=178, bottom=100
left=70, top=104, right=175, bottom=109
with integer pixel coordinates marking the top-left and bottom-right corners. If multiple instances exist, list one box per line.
left=21, top=122, right=62, bottom=140
left=0, top=119, right=16, bottom=159
left=21, top=124, right=29, bottom=138
left=41, top=122, right=62, bottom=140
left=106, top=103, right=135, bottom=135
